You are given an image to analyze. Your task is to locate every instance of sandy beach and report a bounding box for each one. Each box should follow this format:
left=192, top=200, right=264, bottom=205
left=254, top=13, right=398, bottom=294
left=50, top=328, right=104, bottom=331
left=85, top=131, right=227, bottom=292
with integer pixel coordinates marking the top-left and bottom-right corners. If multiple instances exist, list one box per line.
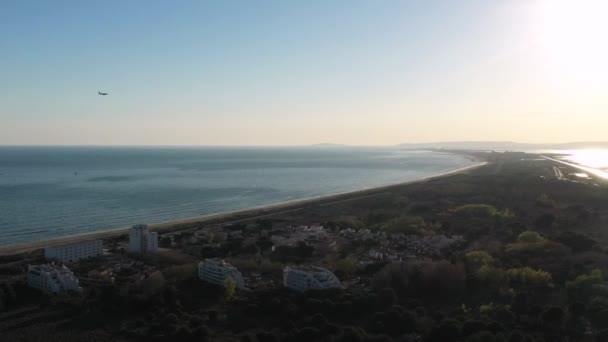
left=0, top=160, right=487, bottom=256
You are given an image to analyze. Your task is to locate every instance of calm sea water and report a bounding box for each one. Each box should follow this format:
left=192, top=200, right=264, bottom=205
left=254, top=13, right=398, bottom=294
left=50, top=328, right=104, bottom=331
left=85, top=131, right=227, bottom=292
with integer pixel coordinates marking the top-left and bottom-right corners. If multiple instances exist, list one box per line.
left=0, top=147, right=475, bottom=245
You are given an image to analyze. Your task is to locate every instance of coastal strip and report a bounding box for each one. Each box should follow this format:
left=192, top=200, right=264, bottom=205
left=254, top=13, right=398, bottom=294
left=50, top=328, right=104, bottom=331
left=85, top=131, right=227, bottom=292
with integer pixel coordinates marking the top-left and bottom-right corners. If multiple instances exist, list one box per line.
left=0, top=160, right=487, bottom=256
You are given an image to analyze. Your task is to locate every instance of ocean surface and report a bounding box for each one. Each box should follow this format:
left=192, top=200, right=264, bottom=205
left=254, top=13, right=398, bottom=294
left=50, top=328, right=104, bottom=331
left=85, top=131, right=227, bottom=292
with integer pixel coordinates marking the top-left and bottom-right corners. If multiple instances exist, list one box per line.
left=552, top=150, right=608, bottom=171
left=0, top=147, right=476, bottom=245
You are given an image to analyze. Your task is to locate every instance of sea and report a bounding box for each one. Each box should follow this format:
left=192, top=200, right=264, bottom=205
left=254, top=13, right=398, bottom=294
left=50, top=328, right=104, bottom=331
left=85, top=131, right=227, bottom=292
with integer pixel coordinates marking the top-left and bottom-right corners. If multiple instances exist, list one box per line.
left=0, top=147, right=477, bottom=245
left=551, top=149, right=608, bottom=172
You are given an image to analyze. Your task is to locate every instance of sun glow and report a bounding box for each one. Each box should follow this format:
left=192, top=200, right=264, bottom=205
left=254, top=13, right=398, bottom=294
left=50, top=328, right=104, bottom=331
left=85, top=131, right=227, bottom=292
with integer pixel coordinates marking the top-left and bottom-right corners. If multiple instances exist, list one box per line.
left=534, top=0, right=608, bottom=92
left=562, top=149, right=608, bottom=169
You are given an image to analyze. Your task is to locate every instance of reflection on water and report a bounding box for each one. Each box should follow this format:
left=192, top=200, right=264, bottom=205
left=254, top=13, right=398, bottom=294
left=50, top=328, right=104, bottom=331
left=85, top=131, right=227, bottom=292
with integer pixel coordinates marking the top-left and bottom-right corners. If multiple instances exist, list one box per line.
left=549, top=149, right=608, bottom=170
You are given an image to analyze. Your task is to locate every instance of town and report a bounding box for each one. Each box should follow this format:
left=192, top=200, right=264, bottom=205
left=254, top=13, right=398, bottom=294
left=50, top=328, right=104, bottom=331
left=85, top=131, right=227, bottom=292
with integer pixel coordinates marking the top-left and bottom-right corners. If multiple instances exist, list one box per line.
left=24, top=219, right=464, bottom=296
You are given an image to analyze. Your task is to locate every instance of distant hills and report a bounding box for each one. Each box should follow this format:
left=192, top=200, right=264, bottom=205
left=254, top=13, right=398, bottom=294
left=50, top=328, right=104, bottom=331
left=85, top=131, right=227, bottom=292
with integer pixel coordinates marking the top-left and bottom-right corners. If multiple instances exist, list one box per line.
left=308, top=141, right=608, bottom=151
left=396, top=141, right=608, bottom=151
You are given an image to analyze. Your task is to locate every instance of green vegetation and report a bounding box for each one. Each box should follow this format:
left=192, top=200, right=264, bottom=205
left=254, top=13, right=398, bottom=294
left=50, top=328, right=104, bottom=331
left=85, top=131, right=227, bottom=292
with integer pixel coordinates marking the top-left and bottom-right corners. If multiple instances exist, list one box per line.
left=453, top=204, right=513, bottom=220
left=566, top=269, right=608, bottom=300
left=517, top=230, right=545, bottom=243
left=324, top=256, right=360, bottom=277
left=506, top=267, right=553, bottom=287
left=536, top=193, right=556, bottom=207
left=476, top=265, right=506, bottom=286
left=377, top=215, right=426, bottom=235
left=224, top=276, right=236, bottom=300
left=465, top=250, right=494, bottom=269
left=505, top=231, right=569, bottom=259
left=478, top=303, right=494, bottom=314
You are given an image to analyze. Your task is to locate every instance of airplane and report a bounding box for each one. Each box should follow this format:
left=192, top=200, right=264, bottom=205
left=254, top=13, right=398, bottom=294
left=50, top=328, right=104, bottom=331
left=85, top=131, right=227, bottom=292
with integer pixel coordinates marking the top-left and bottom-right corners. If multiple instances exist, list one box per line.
left=98, top=91, right=108, bottom=96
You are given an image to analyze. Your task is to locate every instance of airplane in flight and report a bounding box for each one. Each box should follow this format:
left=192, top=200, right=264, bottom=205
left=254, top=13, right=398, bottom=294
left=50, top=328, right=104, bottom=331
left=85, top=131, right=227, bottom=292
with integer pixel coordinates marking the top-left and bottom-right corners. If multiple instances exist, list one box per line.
left=98, top=91, right=108, bottom=96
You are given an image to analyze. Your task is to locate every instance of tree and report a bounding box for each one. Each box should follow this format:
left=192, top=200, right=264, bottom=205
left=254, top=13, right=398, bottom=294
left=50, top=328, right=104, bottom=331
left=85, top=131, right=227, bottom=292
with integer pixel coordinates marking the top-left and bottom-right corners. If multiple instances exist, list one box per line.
left=506, top=267, right=552, bottom=287
left=378, top=216, right=426, bottom=235
left=429, top=319, right=462, bottom=342
left=159, top=236, right=172, bottom=248
left=517, top=231, right=545, bottom=243
left=225, top=276, right=236, bottom=300
left=566, top=269, right=608, bottom=301
left=477, top=265, right=507, bottom=287
left=453, top=204, right=512, bottom=220
left=336, top=257, right=360, bottom=276
left=541, top=306, right=563, bottom=327
left=465, top=251, right=494, bottom=270
left=535, top=194, right=556, bottom=207
left=555, top=231, right=596, bottom=253
left=378, top=288, right=397, bottom=308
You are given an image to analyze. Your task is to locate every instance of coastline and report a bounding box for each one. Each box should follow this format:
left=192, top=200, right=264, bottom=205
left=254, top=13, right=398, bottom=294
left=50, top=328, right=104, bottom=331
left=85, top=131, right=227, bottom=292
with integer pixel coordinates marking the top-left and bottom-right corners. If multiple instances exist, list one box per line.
left=0, top=159, right=487, bottom=256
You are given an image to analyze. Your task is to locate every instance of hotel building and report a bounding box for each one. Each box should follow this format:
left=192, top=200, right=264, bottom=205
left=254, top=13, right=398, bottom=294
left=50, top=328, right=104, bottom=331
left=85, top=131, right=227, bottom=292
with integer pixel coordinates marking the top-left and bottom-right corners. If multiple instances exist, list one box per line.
left=128, top=224, right=158, bottom=255
left=198, top=259, right=245, bottom=289
left=27, top=264, right=82, bottom=294
left=45, top=240, right=103, bottom=263
left=283, top=265, right=342, bottom=292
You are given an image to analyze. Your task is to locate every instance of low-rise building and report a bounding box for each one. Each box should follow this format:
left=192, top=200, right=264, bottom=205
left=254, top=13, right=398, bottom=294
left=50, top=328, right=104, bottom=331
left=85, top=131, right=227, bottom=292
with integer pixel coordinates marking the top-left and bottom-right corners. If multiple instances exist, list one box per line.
left=283, top=265, right=342, bottom=292
left=128, top=224, right=158, bottom=255
left=45, top=240, right=103, bottom=263
left=198, top=259, right=245, bottom=289
left=27, top=264, right=82, bottom=294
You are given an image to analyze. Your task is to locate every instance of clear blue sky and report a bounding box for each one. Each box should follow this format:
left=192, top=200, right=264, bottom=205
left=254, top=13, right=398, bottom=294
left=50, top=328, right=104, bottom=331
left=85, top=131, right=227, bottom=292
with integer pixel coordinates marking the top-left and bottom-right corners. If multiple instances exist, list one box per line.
left=2, top=0, right=607, bottom=145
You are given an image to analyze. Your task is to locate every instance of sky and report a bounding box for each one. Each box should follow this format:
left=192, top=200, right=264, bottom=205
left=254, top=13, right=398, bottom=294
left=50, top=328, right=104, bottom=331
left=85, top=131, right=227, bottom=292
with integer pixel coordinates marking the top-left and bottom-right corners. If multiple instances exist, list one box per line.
left=1, top=0, right=607, bottom=146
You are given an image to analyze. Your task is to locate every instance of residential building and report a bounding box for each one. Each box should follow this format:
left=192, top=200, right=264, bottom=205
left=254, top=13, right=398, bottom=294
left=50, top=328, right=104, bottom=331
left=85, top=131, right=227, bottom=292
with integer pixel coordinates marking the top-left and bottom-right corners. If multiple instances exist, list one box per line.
left=198, top=259, right=245, bottom=289
left=128, top=224, right=158, bottom=255
left=45, top=240, right=103, bottom=263
left=27, top=264, right=82, bottom=294
left=283, top=265, right=342, bottom=292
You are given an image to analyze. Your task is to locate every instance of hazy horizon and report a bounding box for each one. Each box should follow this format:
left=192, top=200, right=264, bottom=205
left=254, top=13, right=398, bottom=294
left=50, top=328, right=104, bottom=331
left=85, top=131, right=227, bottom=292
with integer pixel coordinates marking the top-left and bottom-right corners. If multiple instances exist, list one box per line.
left=3, top=140, right=608, bottom=149
left=2, top=0, right=608, bottom=145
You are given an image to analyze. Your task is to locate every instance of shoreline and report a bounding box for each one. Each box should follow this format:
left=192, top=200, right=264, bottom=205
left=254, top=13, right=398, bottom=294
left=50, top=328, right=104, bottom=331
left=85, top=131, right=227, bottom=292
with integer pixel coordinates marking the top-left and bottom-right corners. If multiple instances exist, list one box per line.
left=0, top=159, right=487, bottom=256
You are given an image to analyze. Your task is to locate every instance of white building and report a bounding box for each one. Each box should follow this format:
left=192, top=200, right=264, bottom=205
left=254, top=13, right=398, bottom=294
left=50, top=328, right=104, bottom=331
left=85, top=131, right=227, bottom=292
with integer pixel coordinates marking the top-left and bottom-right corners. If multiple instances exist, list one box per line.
left=283, top=265, right=342, bottom=292
left=45, top=240, right=103, bottom=263
left=128, top=224, right=158, bottom=255
left=198, top=259, right=245, bottom=289
left=27, top=264, right=82, bottom=294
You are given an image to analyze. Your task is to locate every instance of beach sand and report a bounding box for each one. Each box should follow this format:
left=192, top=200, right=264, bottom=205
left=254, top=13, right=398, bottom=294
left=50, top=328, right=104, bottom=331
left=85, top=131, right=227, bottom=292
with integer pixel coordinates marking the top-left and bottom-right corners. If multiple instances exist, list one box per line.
left=0, top=161, right=487, bottom=256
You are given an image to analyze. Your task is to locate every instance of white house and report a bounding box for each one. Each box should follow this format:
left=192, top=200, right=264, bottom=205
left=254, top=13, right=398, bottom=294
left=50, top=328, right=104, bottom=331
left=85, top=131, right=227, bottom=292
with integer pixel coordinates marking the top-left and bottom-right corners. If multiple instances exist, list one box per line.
left=45, top=240, right=103, bottom=263
left=198, top=259, right=245, bottom=289
left=128, top=224, right=158, bottom=255
left=27, top=264, right=82, bottom=294
left=283, top=265, right=342, bottom=292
